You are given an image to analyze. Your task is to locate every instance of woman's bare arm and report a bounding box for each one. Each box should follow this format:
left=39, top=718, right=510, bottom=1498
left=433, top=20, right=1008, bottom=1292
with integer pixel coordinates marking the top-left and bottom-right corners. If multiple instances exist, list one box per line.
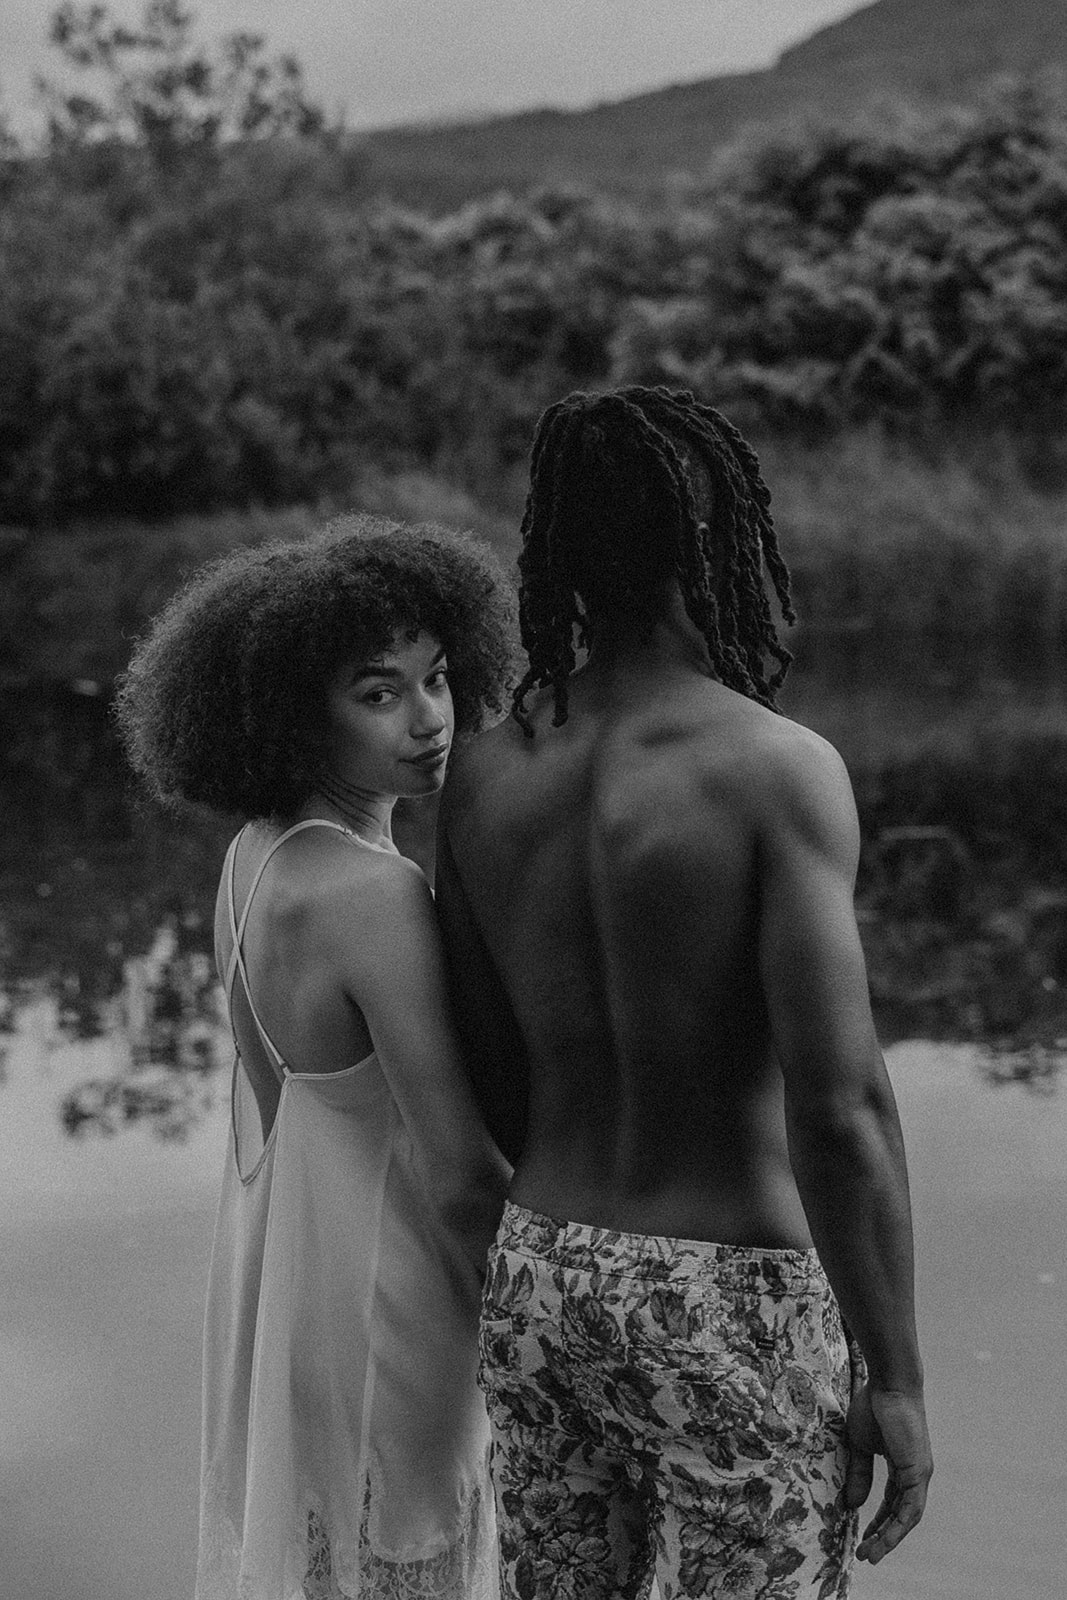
left=329, top=850, right=510, bottom=1267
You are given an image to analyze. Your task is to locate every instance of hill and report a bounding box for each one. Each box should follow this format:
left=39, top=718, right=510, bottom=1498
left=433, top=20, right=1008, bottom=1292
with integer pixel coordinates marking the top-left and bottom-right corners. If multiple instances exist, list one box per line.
left=358, top=0, right=1067, bottom=204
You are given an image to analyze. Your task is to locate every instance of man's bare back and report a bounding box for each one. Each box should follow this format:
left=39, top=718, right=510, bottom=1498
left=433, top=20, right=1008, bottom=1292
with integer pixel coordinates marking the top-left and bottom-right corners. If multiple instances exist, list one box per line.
left=440, top=593, right=896, bottom=1244
left=442, top=645, right=833, bottom=1249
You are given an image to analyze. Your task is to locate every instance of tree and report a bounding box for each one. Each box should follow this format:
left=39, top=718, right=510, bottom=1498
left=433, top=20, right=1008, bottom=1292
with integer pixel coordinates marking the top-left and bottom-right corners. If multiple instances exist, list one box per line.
left=38, top=0, right=326, bottom=159
left=611, top=79, right=1067, bottom=443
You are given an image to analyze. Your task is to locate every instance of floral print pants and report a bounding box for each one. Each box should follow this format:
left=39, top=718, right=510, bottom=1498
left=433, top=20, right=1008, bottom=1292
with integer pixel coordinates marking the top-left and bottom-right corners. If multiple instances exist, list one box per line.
left=478, top=1203, right=861, bottom=1600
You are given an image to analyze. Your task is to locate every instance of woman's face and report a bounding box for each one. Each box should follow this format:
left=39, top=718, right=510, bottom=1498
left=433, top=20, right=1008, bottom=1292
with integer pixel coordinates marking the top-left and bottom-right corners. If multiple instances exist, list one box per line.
left=325, top=630, right=454, bottom=798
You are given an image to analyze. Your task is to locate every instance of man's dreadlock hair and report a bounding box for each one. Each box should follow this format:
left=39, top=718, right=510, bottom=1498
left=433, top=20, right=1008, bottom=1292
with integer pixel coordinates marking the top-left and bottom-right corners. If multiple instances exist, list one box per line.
left=511, top=386, right=796, bottom=734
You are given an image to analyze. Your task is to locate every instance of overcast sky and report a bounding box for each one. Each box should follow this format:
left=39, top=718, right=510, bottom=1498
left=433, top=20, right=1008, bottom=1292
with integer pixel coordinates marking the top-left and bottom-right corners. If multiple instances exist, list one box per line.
left=2, top=0, right=865, bottom=139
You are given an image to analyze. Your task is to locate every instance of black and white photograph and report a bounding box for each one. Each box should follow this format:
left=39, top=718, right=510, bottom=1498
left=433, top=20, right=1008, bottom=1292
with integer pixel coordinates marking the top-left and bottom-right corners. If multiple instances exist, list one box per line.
left=1, top=3, right=1064, bottom=1597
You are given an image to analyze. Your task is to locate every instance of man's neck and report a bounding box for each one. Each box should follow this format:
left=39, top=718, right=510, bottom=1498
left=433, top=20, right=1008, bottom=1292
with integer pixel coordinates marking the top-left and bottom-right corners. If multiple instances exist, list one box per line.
left=584, top=589, right=714, bottom=678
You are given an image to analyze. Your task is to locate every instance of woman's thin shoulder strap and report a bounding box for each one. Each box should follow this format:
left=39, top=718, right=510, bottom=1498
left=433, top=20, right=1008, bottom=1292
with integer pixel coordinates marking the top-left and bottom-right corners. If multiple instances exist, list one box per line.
left=226, top=819, right=362, bottom=1078
left=221, top=831, right=244, bottom=1002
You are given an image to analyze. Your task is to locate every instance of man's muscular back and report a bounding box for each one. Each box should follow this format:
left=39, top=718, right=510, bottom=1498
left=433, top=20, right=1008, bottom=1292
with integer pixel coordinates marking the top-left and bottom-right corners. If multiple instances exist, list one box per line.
left=440, top=652, right=865, bottom=1250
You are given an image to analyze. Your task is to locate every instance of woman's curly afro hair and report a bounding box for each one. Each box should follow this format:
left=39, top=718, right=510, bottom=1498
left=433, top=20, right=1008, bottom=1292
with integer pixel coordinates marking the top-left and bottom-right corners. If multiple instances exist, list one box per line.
left=115, top=515, right=517, bottom=821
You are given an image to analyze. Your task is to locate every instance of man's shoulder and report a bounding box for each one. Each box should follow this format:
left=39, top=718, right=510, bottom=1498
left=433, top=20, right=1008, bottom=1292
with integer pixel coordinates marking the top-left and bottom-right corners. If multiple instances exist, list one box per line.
left=725, top=711, right=858, bottom=862
left=718, top=704, right=848, bottom=790
left=614, top=696, right=853, bottom=850
left=450, top=714, right=520, bottom=767
left=628, top=686, right=843, bottom=794
left=709, top=702, right=852, bottom=812
left=442, top=716, right=526, bottom=817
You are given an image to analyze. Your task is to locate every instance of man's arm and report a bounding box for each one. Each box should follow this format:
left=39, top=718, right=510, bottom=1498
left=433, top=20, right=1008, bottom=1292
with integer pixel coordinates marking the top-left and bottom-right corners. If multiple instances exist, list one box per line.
left=757, top=730, right=932, bottom=1565
left=434, top=820, right=529, bottom=1166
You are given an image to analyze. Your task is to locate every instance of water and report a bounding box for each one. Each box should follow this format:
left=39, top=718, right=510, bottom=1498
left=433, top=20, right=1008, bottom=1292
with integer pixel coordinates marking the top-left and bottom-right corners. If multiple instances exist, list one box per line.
left=2, top=664, right=1066, bottom=1596
left=0, top=1021, right=1063, bottom=1598
left=0, top=997, right=226, bottom=1599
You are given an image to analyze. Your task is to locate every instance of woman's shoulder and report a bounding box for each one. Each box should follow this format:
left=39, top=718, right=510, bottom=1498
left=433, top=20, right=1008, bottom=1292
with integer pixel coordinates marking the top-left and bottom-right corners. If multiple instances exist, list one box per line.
left=307, top=829, right=432, bottom=935
left=237, top=826, right=437, bottom=995
left=306, top=835, right=441, bottom=994
left=225, top=821, right=429, bottom=942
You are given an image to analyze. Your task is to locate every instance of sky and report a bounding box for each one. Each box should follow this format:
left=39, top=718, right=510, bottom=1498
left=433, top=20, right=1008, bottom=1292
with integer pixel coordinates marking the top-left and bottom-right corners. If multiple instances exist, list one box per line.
left=2, top=0, right=868, bottom=139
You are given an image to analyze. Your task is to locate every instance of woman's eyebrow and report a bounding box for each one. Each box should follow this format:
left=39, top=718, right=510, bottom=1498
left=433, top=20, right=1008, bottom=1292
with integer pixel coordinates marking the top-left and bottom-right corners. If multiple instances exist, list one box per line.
left=351, top=662, right=399, bottom=682
left=350, top=648, right=446, bottom=684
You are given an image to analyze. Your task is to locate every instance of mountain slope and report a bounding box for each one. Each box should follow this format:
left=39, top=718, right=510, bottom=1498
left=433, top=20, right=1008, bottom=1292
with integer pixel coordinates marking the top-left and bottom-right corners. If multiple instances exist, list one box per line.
left=358, top=0, right=1067, bottom=205
left=781, top=0, right=1067, bottom=83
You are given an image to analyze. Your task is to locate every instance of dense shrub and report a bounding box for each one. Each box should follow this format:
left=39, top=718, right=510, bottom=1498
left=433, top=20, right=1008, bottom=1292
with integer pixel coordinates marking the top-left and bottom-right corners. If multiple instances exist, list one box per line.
left=614, top=80, right=1067, bottom=447
left=3, top=77, right=1067, bottom=520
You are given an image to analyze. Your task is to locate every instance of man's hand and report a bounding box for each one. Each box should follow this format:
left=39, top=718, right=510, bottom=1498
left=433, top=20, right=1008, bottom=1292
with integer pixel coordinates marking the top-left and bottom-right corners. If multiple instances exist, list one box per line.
left=844, top=1383, right=933, bottom=1564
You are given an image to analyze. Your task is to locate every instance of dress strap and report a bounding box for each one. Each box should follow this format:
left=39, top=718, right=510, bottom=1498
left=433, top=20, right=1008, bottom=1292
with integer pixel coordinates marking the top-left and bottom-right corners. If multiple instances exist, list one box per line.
left=226, top=818, right=377, bottom=1081
left=221, top=831, right=243, bottom=1003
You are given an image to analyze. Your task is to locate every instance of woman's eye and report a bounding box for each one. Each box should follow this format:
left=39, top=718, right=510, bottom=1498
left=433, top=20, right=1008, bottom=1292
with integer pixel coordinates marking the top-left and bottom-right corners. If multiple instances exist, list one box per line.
left=427, top=668, right=449, bottom=689
left=363, top=688, right=395, bottom=706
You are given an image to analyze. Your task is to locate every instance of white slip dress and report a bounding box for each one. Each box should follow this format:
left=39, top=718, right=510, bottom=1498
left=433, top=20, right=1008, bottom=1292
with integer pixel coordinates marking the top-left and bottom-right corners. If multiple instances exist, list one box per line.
left=195, top=820, right=498, bottom=1600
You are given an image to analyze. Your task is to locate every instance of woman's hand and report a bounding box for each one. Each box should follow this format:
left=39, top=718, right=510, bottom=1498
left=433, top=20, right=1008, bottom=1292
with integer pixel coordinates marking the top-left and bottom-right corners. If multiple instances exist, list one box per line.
left=426, top=1144, right=511, bottom=1282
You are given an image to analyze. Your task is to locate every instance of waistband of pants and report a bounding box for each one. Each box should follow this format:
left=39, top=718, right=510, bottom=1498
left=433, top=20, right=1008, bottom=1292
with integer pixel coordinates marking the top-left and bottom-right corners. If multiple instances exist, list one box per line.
left=496, top=1200, right=828, bottom=1293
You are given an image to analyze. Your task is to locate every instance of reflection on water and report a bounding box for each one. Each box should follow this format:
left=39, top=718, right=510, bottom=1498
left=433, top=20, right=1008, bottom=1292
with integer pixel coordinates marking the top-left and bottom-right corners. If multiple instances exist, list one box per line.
left=3, top=682, right=232, bottom=1140
left=59, top=919, right=224, bottom=1141
left=978, top=1044, right=1064, bottom=1093
left=4, top=647, right=1066, bottom=1139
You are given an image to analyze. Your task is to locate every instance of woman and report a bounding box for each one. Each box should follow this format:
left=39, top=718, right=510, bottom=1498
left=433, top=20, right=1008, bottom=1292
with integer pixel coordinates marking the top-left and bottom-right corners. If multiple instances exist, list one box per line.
left=115, top=517, right=516, bottom=1600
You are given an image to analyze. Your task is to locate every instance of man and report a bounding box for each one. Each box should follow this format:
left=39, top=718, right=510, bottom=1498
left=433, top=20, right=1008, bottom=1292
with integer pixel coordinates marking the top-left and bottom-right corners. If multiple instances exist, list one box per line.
left=437, top=386, right=932, bottom=1600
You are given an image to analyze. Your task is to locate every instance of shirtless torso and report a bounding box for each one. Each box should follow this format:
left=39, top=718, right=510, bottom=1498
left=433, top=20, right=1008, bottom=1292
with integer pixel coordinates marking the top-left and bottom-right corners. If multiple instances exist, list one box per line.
left=439, top=632, right=880, bottom=1254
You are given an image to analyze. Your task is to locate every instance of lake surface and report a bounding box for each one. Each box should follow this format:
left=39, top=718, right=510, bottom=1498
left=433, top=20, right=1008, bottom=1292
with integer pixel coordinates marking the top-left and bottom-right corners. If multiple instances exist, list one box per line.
left=1, top=1009, right=1064, bottom=1599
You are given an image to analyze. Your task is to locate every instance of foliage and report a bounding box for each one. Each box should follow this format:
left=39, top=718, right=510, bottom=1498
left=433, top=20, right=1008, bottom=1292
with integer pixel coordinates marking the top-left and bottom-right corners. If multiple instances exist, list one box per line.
left=40, top=0, right=325, bottom=157
left=2, top=42, right=1067, bottom=521
left=614, top=80, right=1067, bottom=447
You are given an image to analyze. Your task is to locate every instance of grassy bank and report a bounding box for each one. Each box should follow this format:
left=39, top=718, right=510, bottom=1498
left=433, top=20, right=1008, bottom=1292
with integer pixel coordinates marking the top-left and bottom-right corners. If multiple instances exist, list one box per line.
left=0, top=471, right=517, bottom=690
left=3, top=437, right=1067, bottom=691
left=764, top=432, right=1067, bottom=668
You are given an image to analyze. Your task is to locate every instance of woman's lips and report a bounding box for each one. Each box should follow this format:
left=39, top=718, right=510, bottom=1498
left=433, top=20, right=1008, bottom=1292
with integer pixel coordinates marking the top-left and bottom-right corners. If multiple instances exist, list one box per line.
left=405, top=745, right=450, bottom=768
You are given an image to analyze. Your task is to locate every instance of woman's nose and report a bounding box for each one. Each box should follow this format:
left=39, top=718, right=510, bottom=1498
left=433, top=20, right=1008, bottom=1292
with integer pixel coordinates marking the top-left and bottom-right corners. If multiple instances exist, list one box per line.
left=411, top=693, right=447, bottom=738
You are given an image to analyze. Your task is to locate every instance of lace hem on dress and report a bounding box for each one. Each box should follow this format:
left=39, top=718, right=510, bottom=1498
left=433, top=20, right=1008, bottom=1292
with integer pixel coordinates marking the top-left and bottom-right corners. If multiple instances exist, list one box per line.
left=196, top=1470, right=497, bottom=1600
left=303, top=1484, right=495, bottom=1600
